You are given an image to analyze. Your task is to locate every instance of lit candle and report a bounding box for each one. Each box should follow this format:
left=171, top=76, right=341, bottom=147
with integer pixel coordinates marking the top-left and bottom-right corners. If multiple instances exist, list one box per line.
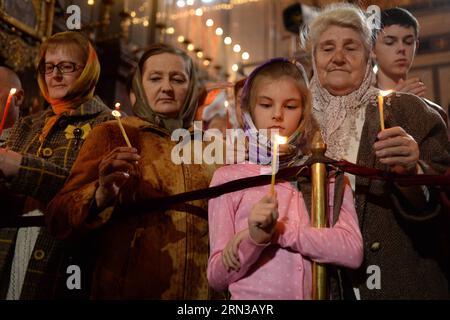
left=0, top=88, right=17, bottom=136
left=112, top=102, right=132, bottom=148
left=271, top=134, right=287, bottom=195
left=224, top=100, right=230, bottom=129
left=378, top=90, right=393, bottom=131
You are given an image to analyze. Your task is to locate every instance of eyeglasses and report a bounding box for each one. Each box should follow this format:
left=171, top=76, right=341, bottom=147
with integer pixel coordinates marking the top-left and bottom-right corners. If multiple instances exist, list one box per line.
left=38, top=62, right=84, bottom=75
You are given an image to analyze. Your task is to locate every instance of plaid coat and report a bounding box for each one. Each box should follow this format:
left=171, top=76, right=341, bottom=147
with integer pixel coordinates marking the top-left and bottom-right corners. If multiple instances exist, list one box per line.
left=0, top=95, right=114, bottom=299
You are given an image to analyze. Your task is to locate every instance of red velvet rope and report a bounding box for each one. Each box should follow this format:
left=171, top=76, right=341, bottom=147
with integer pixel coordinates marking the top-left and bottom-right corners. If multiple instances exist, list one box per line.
left=2, top=159, right=449, bottom=228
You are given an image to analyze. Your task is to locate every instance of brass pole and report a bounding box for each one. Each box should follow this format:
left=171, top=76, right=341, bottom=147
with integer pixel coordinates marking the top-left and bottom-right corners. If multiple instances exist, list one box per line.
left=311, top=142, right=328, bottom=300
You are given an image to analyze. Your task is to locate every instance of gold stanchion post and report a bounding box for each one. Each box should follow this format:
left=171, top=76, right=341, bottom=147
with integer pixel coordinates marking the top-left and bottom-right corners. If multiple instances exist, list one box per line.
left=311, top=142, right=328, bottom=300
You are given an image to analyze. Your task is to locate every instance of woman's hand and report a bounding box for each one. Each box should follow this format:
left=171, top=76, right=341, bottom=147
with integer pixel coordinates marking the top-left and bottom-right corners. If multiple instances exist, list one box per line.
left=95, top=147, right=140, bottom=208
left=395, top=78, right=426, bottom=97
left=222, top=229, right=249, bottom=272
left=248, top=193, right=278, bottom=244
left=0, top=148, right=22, bottom=179
left=374, top=126, right=419, bottom=174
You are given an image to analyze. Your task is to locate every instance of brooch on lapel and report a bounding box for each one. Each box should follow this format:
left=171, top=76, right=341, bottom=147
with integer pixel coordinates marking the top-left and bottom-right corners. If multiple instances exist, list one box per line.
left=64, top=124, right=92, bottom=148
left=64, top=124, right=91, bottom=140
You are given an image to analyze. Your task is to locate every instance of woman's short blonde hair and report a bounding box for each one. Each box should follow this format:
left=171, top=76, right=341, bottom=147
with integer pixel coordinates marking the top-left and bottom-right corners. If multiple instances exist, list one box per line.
left=301, top=3, right=373, bottom=54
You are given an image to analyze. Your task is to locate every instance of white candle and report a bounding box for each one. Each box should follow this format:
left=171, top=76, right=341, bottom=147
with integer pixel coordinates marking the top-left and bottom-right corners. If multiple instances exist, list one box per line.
left=271, top=134, right=287, bottom=195
left=378, top=90, right=393, bottom=131
left=112, top=102, right=132, bottom=148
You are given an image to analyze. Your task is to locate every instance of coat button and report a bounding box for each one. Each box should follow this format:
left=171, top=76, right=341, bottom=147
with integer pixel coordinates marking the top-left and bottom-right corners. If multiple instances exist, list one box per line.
left=33, top=249, right=45, bottom=260
left=42, top=147, right=53, bottom=158
left=370, top=242, right=381, bottom=252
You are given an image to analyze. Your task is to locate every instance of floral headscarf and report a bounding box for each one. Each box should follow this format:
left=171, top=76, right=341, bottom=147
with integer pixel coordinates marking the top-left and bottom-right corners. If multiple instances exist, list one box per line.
left=310, top=53, right=379, bottom=160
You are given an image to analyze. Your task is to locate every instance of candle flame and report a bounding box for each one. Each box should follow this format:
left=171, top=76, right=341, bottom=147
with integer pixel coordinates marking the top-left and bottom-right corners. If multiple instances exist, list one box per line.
left=10, top=88, right=17, bottom=95
left=379, top=89, right=393, bottom=97
left=275, top=135, right=287, bottom=145
left=112, top=102, right=121, bottom=117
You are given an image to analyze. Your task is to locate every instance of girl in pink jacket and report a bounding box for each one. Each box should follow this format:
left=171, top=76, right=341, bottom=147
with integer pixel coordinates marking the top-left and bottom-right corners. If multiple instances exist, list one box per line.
left=207, top=58, right=363, bottom=300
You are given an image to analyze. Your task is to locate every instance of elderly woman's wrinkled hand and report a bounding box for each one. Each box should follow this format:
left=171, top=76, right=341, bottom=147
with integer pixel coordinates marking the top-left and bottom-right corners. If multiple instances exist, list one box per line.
left=222, top=229, right=249, bottom=272
left=374, top=126, right=419, bottom=174
left=95, top=146, right=140, bottom=208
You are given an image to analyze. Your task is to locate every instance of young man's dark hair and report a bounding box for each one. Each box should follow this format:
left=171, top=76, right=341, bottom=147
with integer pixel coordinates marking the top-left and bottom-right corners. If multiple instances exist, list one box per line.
left=380, top=7, right=419, bottom=37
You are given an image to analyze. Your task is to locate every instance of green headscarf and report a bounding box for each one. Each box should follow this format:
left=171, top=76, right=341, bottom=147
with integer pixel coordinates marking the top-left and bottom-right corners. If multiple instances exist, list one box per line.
left=131, top=44, right=199, bottom=133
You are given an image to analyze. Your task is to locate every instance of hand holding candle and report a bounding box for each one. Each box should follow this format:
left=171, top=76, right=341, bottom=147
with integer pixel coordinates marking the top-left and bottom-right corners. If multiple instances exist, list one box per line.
left=112, top=103, right=132, bottom=148
left=0, top=88, right=17, bottom=136
left=377, top=90, right=393, bottom=131
left=271, top=134, right=287, bottom=196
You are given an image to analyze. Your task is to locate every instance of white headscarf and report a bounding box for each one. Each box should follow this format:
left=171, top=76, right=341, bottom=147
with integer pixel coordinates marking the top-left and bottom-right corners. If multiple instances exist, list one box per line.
left=310, top=56, right=379, bottom=160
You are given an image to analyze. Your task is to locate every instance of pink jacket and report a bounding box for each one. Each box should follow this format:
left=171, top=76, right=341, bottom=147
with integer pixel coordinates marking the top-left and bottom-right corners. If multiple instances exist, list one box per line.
left=207, top=163, right=363, bottom=299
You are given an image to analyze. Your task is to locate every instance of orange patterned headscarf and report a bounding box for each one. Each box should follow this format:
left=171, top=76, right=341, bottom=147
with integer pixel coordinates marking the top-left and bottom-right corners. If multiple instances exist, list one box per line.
left=36, top=31, right=100, bottom=144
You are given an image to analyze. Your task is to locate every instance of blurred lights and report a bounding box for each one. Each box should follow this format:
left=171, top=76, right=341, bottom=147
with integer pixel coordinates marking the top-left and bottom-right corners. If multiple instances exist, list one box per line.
left=169, top=1, right=252, bottom=65
left=171, top=0, right=265, bottom=20
left=87, top=0, right=95, bottom=5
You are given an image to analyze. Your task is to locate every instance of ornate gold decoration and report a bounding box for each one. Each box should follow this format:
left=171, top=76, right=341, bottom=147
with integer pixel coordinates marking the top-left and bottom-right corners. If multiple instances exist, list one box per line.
left=0, top=0, right=55, bottom=40
left=0, top=30, right=39, bottom=72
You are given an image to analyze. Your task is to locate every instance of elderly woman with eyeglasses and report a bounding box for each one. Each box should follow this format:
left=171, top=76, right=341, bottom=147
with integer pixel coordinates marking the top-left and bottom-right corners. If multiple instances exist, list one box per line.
left=0, top=31, right=113, bottom=299
left=303, top=3, right=450, bottom=299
